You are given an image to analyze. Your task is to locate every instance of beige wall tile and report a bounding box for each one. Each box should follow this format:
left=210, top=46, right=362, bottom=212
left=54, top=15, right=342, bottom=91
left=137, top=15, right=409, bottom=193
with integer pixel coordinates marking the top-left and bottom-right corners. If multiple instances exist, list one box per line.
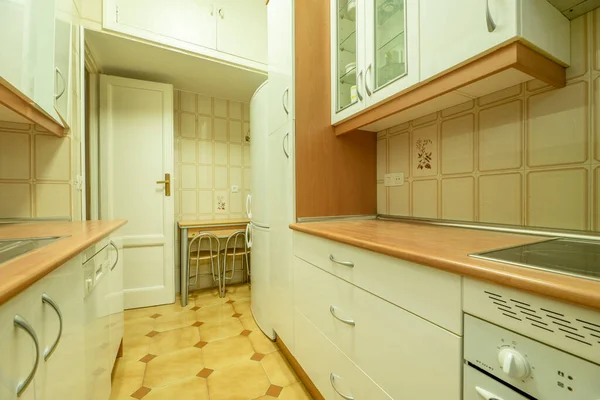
left=0, top=121, right=30, bottom=131
left=413, top=112, right=437, bottom=127
left=181, top=165, right=197, bottom=189
left=215, top=190, right=229, bottom=213
left=411, top=124, right=438, bottom=177
left=388, top=121, right=410, bottom=134
left=198, top=95, right=212, bottom=115
left=479, top=173, right=522, bottom=225
left=243, top=103, right=250, bottom=122
left=441, top=114, right=474, bottom=175
left=35, top=135, right=71, bottom=181
left=0, top=132, right=30, bottom=180
left=198, top=191, right=213, bottom=214
left=376, top=130, right=387, bottom=138
left=243, top=145, right=251, bottom=167
left=595, top=167, right=600, bottom=230
left=214, top=118, right=228, bottom=142
left=376, top=138, right=387, bottom=181
left=0, top=183, right=31, bottom=218
left=35, top=183, right=71, bottom=217
left=198, top=166, right=213, bottom=189
left=441, top=177, right=474, bottom=221
left=230, top=167, right=242, bottom=187
left=478, top=84, right=522, bottom=107
left=214, top=166, right=228, bottom=189
left=181, top=113, right=196, bottom=138
left=388, top=133, right=409, bottom=175
left=594, top=77, right=600, bottom=162
left=595, top=9, right=600, bottom=71
left=198, top=141, right=213, bottom=165
left=229, top=101, right=242, bottom=120
left=243, top=168, right=252, bottom=190
left=181, top=139, right=197, bottom=163
left=567, top=14, right=588, bottom=80
left=230, top=191, right=242, bottom=213
left=198, top=116, right=212, bottom=141
left=214, top=98, right=228, bottom=118
left=389, top=185, right=409, bottom=216
left=441, top=100, right=474, bottom=118
left=215, top=143, right=228, bottom=165
left=412, top=179, right=438, bottom=218
left=479, top=100, right=523, bottom=171
left=526, top=79, right=550, bottom=93
left=180, top=92, right=196, bottom=113
left=527, top=82, right=588, bottom=167
left=230, top=121, right=242, bottom=143
left=527, top=168, right=588, bottom=230
left=377, top=184, right=387, bottom=214
left=181, top=191, right=198, bottom=215
left=229, top=144, right=242, bottom=166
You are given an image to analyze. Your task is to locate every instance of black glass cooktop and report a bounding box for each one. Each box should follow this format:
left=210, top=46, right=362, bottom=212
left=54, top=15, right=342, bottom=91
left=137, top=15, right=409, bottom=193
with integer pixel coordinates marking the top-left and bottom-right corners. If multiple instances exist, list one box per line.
left=470, top=238, right=600, bottom=281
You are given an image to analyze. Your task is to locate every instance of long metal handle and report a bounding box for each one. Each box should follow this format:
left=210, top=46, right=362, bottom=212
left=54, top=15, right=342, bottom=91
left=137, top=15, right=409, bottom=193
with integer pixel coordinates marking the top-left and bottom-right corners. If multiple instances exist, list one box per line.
left=245, top=224, right=252, bottom=248
left=330, top=373, right=354, bottom=400
left=156, top=173, right=171, bottom=197
left=245, top=194, right=252, bottom=219
left=329, top=254, right=354, bottom=268
left=41, top=293, right=63, bottom=361
left=365, top=64, right=373, bottom=96
left=282, top=133, right=290, bottom=158
left=329, top=305, right=355, bottom=326
left=486, top=0, right=497, bottom=32
left=55, top=68, right=66, bottom=100
left=356, top=70, right=364, bottom=101
left=109, top=241, right=119, bottom=271
left=218, top=8, right=224, bottom=18
left=282, top=88, right=290, bottom=114
left=14, top=315, right=40, bottom=397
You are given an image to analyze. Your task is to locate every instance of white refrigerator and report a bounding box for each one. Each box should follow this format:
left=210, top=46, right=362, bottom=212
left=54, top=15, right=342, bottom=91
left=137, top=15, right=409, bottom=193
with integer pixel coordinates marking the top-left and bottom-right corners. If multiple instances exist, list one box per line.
left=247, top=81, right=275, bottom=339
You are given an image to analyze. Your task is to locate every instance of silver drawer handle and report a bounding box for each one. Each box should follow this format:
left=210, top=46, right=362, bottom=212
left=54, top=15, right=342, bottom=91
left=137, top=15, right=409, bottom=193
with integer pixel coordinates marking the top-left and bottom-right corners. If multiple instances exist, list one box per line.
left=486, top=0, right=497, bottom=32
left=329, top=254, right=354, bottom=268
left=55, top=67, right=66, bottom=100
left=330, top=305, right=355, bottom=326
left=41, top=293, right=63, bottom=361
left=14, top=315, right=40, bottom=397
left=282, top=88, right=289, bottom=114
left=365, top=63, right=373, bottom=96
left=109, top=241, right=119, bottom=271
left=330, top=373, right=354, bottom=400
left=282, top=132, right=290, bottom=158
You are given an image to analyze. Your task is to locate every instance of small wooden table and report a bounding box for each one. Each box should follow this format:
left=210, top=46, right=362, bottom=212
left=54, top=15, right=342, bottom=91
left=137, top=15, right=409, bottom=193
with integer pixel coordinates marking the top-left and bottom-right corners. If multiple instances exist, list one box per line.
left=178, top=219, right=249, bottom=306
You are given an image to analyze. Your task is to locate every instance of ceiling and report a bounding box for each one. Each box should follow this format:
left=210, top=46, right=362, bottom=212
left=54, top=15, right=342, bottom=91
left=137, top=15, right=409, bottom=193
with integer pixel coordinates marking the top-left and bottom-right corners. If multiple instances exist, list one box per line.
left=547, top=0, right=600, bottom=18
left=85, top=29, right=267, bottom=102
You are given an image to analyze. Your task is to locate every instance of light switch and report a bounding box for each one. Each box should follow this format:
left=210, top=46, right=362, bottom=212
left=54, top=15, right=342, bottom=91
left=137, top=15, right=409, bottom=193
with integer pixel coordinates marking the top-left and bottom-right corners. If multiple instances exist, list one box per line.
left=384, top=173, right=404, bottom=187
left=231, top=185, right=239, bottom=193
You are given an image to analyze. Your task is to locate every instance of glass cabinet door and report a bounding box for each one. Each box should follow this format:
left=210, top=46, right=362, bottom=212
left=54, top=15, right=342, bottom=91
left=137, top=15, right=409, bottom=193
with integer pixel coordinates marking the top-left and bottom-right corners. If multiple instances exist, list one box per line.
left=371, top=0, right=406, bottom=92
left=335, top=0, right=359, bottom=113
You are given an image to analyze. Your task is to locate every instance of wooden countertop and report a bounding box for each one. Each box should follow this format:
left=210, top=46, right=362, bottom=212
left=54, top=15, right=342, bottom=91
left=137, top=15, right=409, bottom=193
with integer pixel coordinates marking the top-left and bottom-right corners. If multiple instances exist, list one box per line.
left=178, top=219, right=249, bottom=228
left=290, top=220, right=600, bottom=311
left=0, top=220, right=127, bottom=306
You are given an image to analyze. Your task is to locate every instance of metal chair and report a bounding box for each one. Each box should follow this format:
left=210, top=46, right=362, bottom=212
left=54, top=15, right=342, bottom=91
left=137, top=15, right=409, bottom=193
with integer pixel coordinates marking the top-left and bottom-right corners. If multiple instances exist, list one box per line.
left=220, top=230, right=250, bottom=295
left=187, top=232, right=222, bottom=296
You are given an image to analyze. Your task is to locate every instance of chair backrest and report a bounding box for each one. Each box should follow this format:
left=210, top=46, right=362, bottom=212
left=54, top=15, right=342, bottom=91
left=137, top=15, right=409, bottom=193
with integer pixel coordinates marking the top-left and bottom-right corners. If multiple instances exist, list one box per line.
left=223, top=230, right=247, bottom=257
left=188, top=232, right=221, bottom=263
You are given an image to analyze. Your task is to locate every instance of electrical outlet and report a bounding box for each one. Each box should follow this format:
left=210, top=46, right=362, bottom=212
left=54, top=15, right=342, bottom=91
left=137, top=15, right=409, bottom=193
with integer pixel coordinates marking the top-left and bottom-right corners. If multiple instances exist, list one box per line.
left=231, top=185, right=239, bottom=193
left=384, top=173, right=404, bottom=187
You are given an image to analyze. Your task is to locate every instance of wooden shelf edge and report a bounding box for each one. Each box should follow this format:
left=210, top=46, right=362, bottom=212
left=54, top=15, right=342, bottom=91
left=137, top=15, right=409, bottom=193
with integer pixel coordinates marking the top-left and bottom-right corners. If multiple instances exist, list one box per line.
left=276, top=336, right=325, bottom=400
left=0, top=81, right=66, bottom=137
left=334, top=42, right=566, bottom=136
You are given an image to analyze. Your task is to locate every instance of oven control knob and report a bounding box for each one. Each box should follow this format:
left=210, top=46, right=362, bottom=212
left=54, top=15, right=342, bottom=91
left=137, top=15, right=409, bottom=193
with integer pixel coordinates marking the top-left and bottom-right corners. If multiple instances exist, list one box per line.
left=497, top=348, right=531, bottom=379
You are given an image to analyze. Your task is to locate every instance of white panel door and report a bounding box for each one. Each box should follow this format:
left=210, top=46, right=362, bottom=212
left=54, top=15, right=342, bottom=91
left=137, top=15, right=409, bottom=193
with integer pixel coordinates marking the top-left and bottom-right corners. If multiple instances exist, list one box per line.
left=216, top=0, right=268, bottom=64
left=419, top=0, right=517, bottom=81
left=100, top=74, right=175, bottom=309
left=249, top=224, right=275, bottom=338
left=267, top=0, right=293, bottom=134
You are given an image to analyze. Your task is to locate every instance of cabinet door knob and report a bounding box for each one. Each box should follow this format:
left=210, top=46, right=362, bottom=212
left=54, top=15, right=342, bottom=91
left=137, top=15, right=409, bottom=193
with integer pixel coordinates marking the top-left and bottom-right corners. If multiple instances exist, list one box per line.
left=41, top=293, right=63, bottom=361
left=486, top=0, right=497, bottom=32
left=14, top=315, right=40, bottom=397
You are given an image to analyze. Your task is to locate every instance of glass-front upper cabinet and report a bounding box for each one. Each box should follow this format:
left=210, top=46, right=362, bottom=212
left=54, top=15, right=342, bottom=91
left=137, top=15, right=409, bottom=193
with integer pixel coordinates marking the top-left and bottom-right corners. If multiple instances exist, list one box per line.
left=331, top=0, right=419, bottom=124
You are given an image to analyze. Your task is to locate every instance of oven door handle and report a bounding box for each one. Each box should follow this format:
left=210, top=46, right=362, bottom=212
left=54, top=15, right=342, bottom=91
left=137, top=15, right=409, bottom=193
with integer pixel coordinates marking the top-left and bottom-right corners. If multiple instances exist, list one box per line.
left=476, top=386, right=505, bottom=400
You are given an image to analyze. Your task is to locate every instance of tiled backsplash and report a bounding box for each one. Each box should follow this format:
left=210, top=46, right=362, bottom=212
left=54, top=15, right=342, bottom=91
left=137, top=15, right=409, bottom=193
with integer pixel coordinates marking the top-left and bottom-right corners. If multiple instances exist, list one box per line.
left=377, top=12, right=600, bottom=232
left=173, top=90, right=251, bottom=222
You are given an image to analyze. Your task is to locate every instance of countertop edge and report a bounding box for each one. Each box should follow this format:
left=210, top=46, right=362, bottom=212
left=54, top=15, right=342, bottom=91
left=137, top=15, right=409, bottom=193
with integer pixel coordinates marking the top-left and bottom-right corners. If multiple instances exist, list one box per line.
left=0, top=220, right=127, bottom=307
left=289, top=223, right=600, bottom=311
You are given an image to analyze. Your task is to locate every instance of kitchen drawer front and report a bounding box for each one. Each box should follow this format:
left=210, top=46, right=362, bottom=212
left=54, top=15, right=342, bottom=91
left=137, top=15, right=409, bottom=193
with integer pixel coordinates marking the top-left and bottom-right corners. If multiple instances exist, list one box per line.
left=293, top=231, right=462, bottom=334
left=294, top=308, right=393, bottom=400
left=294, top=256, right=463, bottom=400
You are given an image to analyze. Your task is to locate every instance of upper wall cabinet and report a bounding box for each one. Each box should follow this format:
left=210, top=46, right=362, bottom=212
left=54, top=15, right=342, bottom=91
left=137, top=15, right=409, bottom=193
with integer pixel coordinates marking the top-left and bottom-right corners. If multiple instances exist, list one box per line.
left=331, top=0, right=419, bottom=124
left=103, top=0, right=267, bottom=69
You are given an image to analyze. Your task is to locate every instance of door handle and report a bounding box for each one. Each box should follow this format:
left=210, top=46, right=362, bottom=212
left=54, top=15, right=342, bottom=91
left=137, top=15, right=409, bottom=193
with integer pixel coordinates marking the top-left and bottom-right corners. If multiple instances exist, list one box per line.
left=356, top=70, right=364, bottom=101
left=365, top=64, right=373, bottom=96
left=14, top=315, right=40, bottom=397
left=486, top=0, right=497, bottom=32
left=282, top=88, right=289, bottom=114
left=156, top=173, right=171, bottom=197
left=329, top=254, right=354, bottom=268
left=41, top=293, right=63, bottom=361
left=109, top=241, right=119, bottom=271
left=55, top=68, right=66, bottom=100
left=330, top=305, right=355, bottom=326
left=330, top=373, right=354, bottom=400
left=282, top=133, right=290, bottom=158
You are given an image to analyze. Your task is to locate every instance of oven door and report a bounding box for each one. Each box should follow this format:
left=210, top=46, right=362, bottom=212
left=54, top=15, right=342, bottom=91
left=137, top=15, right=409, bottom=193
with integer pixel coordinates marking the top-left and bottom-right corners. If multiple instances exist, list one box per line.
left=464, top=365, right=529, bottom=400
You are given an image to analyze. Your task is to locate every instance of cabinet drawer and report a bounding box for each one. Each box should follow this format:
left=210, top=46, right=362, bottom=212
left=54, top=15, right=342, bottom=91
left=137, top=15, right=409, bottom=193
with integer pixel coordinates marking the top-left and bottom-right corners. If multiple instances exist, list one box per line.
left=294, top=308, right=392, bottom=400
left=294, top=256, right=462, bottom=400
left=293, top=231, right=462, bottom=333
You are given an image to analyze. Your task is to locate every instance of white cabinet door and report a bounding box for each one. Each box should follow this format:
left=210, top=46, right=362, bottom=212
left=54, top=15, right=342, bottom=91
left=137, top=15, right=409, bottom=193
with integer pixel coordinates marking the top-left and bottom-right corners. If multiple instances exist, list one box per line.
left=53, top=17, right=71, bottom=124
left=267, top=0, right=294, bottom=133
left=249, top=224, right=274, bottom=338
left=267, top=123, right=294, bottom=349
left=0, top=290, right=37, bottom=400
left=108, top=239, right=124, bottom=365
left=331, top=0, right=366, bottom=124
left=106, top=0, right=217, bottom=50
left=216, top=0, right=267, bottom=64
left=419, top=0, right=517, bottom=81
left=364, top=0, right=419, bottom=107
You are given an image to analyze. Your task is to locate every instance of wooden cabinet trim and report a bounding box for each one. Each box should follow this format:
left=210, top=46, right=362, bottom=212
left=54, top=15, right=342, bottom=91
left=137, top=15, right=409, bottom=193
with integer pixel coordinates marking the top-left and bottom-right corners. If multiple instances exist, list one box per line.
left=333, top=42, right=566, bottom=136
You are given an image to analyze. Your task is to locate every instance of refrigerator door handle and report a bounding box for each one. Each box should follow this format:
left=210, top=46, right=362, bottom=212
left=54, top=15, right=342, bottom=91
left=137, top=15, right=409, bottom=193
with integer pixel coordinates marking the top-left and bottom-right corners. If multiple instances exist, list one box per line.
left=246, top=194, right=252, bottom=219
left=245, top=223, right=253, bottom=248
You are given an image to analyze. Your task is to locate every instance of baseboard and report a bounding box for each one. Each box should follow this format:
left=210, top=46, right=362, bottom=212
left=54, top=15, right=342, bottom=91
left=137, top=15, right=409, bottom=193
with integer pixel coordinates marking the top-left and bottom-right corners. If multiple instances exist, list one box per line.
left=276, top=337, right=325, bottom=400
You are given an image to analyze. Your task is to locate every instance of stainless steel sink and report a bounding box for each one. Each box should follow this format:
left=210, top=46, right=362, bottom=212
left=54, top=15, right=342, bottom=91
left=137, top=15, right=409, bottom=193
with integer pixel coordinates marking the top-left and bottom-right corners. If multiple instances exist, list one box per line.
left=0, top=236, right=67, bottom=264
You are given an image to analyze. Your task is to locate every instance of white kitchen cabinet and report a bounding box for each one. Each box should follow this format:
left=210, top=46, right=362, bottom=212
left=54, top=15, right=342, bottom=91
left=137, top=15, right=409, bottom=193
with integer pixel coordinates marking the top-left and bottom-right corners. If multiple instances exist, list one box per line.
left=267, top=123, right=295, bottom=349
left=53, top=17, right=72, bottom=125
left=331, top=0, right=418, bottom=124
left=419, top=0, right=570, bottom=82
left=216, top=0, right=267, bottom=64
left=108, top=239, right=124, bottom=365
left=267, top=0, right=294, bottom=133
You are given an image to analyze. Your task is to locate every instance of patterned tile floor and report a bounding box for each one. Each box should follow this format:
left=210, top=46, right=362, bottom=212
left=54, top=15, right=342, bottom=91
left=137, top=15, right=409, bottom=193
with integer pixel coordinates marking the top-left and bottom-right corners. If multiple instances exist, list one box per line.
left=110, top=284, right=313, bottom=400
